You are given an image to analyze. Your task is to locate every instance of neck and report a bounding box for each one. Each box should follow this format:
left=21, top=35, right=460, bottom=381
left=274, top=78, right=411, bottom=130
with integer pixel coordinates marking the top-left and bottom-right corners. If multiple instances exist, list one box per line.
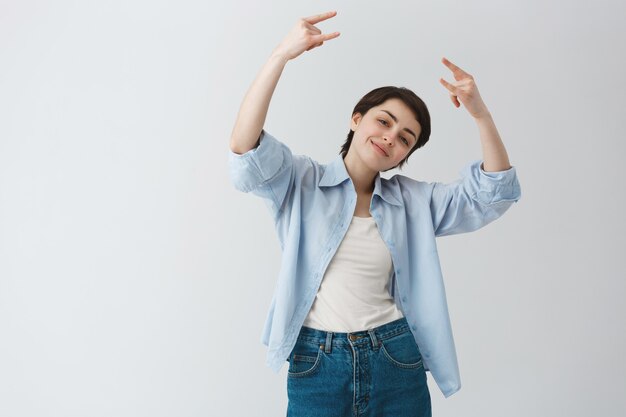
left=342, top=153, right=378, bottom=195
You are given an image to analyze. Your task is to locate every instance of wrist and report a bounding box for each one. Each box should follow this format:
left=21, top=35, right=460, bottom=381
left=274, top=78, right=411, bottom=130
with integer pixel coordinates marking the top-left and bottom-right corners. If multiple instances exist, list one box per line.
left=474, top=111, right=492, bottom=121
left=269, top=49, right=291, bottom=65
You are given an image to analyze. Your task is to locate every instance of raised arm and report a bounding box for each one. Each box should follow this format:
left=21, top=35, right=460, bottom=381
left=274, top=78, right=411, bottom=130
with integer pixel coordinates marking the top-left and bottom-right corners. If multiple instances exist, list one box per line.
left=430, top=57, right=520, bottom=237
left=438, top=57, right=511, bottom=171
left=229, top=11, right=340, bottom=155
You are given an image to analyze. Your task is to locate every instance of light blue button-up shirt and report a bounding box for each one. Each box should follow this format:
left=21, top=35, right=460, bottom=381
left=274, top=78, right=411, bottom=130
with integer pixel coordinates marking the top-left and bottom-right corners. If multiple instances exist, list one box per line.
left=228, top=129, right=521, bottom=398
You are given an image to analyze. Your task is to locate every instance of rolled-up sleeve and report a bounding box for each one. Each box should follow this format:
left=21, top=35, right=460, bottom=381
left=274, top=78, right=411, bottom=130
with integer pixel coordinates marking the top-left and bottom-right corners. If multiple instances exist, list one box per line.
left=430, top=160, right=521, bottom=237
left=228, top=129, right=294, bottom=217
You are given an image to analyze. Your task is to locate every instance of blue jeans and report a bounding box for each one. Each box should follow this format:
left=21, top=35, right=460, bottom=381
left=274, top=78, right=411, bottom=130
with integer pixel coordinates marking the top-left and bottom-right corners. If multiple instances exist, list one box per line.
left=286, top=317, right=432, bottom=417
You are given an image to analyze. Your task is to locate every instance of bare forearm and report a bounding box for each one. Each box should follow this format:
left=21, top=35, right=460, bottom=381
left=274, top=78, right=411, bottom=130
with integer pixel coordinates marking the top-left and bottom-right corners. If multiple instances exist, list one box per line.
left=474, top=112, right=511, bottom=172
left=229, top=51, right=289, bottom=155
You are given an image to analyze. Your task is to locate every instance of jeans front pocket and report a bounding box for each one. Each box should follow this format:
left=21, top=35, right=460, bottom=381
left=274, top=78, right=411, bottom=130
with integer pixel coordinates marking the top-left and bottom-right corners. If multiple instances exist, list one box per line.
left=379, top=331, right=424, bottom=369
left=287, top=340, right=323, bottom=378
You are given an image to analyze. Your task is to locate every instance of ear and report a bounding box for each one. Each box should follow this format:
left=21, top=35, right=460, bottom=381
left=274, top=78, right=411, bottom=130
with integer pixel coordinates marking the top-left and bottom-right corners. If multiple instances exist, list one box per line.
left=350, top=112, right=362, bottom=132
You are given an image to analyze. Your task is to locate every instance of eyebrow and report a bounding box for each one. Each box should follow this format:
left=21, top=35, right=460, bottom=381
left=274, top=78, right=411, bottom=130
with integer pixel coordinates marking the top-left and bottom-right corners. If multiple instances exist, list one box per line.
left=380, top=110, right=418, bottom=142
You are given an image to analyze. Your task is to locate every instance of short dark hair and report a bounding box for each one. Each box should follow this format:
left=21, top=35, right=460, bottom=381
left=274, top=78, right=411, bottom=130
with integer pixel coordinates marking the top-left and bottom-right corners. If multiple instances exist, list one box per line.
left=340, top=86, right=431, bottom=171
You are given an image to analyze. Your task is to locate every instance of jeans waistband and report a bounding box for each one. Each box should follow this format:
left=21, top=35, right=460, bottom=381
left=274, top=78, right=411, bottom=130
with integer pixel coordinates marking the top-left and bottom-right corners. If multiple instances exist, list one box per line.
left=296, top=317, right=411, bottom=351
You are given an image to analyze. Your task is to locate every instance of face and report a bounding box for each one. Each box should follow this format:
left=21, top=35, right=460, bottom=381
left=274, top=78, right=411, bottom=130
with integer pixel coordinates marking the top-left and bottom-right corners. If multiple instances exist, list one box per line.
left=346, top=98, right=422, bottom=172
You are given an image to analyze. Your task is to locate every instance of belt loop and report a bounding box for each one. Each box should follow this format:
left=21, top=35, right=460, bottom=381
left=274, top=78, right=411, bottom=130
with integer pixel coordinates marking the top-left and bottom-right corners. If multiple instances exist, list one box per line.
left=368, top=329, right=379, bottom=350
left=325, top=332, right=333, bottom=353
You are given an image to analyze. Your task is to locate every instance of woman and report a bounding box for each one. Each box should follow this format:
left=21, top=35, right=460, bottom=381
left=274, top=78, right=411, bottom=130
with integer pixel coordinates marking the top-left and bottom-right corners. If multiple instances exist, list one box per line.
left=228, top=10, right=521, bottom=417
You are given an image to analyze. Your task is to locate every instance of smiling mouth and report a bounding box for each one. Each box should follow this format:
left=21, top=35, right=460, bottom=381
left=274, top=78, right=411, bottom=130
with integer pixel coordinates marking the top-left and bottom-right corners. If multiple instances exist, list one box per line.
left=371, top=140, right=388, bottom=157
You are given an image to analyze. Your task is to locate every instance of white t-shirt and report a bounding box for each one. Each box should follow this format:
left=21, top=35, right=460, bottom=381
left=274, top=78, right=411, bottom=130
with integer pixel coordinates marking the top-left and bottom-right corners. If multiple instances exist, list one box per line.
left=302, top=215, right=405, bottom=332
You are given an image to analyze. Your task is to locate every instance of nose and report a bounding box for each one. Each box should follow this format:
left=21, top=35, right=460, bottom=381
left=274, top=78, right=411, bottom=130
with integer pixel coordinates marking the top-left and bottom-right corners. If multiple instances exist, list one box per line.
left=382, top=134, right=396, bottom=146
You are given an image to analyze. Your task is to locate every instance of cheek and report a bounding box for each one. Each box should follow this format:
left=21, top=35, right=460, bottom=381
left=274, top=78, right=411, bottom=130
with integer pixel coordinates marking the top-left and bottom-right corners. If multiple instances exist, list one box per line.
left=396, top=150, right=410, bottom=163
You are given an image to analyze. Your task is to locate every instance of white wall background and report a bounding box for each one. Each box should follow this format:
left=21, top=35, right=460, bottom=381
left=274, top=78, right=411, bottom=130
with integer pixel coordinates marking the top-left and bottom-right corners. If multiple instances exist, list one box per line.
left=1, top=0, right=625, bottom=416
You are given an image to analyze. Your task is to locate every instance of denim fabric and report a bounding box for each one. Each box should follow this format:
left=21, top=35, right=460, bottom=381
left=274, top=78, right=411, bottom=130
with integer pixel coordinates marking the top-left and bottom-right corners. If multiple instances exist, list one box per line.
left=286, top=317, right=431, bottom=417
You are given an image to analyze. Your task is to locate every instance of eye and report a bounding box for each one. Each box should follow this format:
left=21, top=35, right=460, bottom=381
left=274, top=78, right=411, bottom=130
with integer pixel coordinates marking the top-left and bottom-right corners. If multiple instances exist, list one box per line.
left=378, top=119, right=389, bottom=126
left=401, top=137, right=409, bottom=145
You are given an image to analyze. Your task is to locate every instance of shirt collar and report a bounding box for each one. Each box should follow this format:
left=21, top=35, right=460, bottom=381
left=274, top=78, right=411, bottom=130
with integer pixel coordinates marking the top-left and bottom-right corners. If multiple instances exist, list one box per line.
left=319, top=154, right=403, bottom=207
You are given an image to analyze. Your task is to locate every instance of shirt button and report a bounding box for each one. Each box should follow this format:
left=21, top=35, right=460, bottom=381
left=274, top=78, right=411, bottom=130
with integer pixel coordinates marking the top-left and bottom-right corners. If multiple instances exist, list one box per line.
left=402, top=297, right=407, bottom=302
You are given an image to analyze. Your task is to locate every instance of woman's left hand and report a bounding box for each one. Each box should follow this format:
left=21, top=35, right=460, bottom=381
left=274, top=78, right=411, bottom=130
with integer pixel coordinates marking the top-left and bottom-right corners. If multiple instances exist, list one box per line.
left=439, top=57, right=490, bottom=119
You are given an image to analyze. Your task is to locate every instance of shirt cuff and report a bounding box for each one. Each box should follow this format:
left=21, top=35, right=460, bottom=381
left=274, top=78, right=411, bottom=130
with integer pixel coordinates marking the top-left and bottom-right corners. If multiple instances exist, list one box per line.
left=228, top=129, right=286, bottom=193
left=460, top=159, right=521, bottom=205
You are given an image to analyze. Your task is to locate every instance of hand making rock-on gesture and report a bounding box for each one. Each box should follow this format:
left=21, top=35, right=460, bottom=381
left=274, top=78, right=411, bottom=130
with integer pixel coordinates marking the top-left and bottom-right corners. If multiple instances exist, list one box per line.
left=439, top=57, right=491, bottom=119
left=272, top=11, right=341, bottom=61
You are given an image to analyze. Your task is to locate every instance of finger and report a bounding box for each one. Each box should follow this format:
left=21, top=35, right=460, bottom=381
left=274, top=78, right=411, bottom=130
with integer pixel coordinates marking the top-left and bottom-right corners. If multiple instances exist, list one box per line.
left=441, top=57, right=465, bottom=74
left=439, top=77, right=459, bottom=95
left=312, top=32, right=341, bottom=43
left=306, top=40, right=324, bottom=51
left=441, top=57, right=471, bottom=79
left=450, top=94, right=460, bottom=107
left=304, top=10, right=337, bottom=25
left=303, top=21, right=322, bottom=34
left=303, top=20, right=322, bottom=34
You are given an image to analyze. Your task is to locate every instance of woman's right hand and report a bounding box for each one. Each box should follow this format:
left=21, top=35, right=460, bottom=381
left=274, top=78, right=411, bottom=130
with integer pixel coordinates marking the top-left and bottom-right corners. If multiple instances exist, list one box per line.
left=272, top=11, right=340, bottom=61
